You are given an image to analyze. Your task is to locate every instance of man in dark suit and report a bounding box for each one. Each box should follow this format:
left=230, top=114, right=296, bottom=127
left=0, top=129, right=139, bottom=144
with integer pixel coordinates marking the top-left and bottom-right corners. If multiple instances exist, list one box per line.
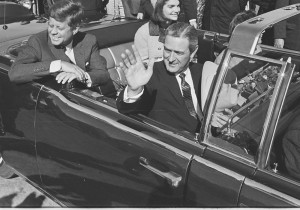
left=117, top=22, right=228, bottom=133
left=137, top=0, right=197, bottom=28
left=9, top=0, right=110, bottom=88
left=274, top=0, right=300, bottom=51
left=202, top=0, right=248, bottom=34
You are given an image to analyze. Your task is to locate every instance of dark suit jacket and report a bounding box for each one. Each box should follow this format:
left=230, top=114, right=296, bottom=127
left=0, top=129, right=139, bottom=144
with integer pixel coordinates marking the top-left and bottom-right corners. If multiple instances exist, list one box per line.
left=274, top=0, right=300, bottom=51
left=9, top=30, right=110, bottom=85
left=139, top=0, right=197, bottom=21
left=117, top=61, right=203, bottom=133
left=202, top=0, right=247, bottom=34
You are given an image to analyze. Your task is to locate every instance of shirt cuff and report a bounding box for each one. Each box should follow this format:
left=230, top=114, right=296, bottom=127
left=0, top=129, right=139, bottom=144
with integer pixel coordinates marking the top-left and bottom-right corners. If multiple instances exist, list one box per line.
left=84, top=72, right=92, bottom=87
left=123, top=86, right=144, bottom=103
left=50, top=60, right=62, bottom=73
left=189, top=19, right=196, bottom=24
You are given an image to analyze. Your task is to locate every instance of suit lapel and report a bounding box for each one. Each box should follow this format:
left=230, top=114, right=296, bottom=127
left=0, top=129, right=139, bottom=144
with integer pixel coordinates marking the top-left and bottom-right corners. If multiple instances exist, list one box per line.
left=161, top=66, right=185, bottom=105
left=190, top=63, right=202, bottom=102
left=73, top=33, right=86, bottom=70
left=73, top=41, right=86, bottom=70
left=48, top=38, right=70, bottom=62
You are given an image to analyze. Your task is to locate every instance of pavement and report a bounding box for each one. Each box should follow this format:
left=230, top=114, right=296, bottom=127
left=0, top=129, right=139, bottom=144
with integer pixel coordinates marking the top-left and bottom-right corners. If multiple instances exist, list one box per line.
left=0, top=175, right=59, bottom=207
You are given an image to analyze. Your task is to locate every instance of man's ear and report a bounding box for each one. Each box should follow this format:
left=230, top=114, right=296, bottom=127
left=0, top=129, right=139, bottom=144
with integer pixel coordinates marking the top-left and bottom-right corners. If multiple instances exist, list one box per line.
left=190, top=45, right=198, bottom=61
left=72, top=26, right=80, bottom=35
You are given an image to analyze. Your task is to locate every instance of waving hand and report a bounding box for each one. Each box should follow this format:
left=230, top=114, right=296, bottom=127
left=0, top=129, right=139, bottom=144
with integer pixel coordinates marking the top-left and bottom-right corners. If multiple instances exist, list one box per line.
left=119, top=45, right=154, bottom=97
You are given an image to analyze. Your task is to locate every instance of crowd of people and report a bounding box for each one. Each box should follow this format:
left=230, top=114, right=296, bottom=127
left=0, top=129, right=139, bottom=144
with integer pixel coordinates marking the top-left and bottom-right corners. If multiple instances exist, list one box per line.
left=1, top=0, right=300, bottom=180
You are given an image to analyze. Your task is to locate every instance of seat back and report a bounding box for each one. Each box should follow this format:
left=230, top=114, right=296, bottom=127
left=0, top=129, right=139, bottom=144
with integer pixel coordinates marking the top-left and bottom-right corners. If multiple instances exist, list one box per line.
left=201, top=61, right=218, bottom=110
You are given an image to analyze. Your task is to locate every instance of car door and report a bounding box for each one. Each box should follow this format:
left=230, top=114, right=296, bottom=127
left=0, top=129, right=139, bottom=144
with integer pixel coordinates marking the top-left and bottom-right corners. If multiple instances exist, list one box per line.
left=0, top=62, right=41, bottom=184
left=184, top=50, right=297, bottom=207
left=239, top=52, right=300, bottom=206
left=34, top=80, right=198, bottom=207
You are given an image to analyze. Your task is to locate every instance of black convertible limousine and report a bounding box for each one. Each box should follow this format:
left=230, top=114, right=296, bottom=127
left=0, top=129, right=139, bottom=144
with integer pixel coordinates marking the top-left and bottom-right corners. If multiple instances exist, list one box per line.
left=1, top=2, right=300, bottom=207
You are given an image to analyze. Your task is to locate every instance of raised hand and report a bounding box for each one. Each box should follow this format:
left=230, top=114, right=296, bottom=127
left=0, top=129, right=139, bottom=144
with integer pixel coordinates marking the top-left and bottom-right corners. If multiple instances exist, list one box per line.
left=119, top=45, right=154, bottom=97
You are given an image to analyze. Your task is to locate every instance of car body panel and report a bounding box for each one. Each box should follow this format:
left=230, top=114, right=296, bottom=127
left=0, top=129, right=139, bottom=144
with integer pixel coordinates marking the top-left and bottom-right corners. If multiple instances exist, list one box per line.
left=185, top=155, right=246, bottom=207
left=34, top=84, right=194, bottom=206
left=0, top=67, right=41, bottom=184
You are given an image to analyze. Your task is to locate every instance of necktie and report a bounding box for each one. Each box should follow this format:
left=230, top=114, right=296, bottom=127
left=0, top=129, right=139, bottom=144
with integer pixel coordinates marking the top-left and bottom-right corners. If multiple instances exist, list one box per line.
left=179, top=73, right=198, bottom=119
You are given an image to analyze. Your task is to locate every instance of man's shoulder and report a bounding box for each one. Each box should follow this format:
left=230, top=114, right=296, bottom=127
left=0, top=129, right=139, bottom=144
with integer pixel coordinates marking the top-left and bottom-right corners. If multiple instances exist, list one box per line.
left=29, top=30, right=48, bottom=42
left=75, top=32, right=97, bottom=44
left=190, top=62, right=204, bottom=72
left=153, top=61, right=165, bottom=71
left=136, top=22, right=150, bottom=34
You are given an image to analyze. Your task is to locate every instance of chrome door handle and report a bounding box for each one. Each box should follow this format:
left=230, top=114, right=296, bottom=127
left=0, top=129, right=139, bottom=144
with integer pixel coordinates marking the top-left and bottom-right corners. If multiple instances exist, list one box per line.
left=139, top=157, right=182, bottom=188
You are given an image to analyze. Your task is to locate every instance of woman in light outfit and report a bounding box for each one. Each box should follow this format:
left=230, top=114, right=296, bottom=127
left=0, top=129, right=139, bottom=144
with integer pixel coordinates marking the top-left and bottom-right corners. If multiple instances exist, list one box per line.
left=134, top=0, right=180, bottom=64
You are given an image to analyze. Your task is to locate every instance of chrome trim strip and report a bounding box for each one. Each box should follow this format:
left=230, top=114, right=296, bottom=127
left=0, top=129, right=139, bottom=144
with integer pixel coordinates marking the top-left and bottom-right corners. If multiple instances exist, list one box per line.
left=244, top=178, right=300, bottom=206
left=107, top=47, right=117, bottom=66
left=193, top=155, right=245, bottom=181
left=258, top=62, right=293, bottom=168
left=40, top=86, right=192, bottom=159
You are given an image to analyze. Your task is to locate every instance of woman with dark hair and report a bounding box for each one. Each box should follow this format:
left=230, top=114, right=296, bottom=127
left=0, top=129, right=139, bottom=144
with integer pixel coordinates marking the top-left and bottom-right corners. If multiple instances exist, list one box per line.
left=134, top=0, right=180, bottom=63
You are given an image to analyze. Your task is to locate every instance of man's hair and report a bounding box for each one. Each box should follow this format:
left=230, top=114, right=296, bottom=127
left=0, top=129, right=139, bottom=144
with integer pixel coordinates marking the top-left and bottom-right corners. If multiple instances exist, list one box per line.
left=164, top=22, right=198, bottom=53
left=151, top=0, right=180, bottom=24
left=229, top=10, right=256, bottom=35
left=49, top=0, right=84, bottom=28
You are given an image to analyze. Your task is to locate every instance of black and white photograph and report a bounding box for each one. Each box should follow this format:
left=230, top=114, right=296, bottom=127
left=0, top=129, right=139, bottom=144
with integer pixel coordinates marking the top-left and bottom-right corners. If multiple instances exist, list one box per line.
left=0, top=0, right=300, bottom=207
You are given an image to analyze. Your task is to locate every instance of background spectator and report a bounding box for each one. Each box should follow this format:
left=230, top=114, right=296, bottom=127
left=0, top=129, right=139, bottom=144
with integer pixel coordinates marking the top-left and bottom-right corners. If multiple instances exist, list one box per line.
left=202, top=0, right=249, bottom=34
left=137, top=0, right=197, bottom=28
left=274, top=0, right=300, bottom=51
left=251, top=0, right=275, bottom=46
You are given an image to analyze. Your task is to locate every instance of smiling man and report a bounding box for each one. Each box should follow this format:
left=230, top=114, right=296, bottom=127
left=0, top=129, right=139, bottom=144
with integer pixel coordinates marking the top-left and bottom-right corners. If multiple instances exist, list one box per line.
left=9, top=0, right=110, bottom=87
left=117, top=22, right=203, bottom=133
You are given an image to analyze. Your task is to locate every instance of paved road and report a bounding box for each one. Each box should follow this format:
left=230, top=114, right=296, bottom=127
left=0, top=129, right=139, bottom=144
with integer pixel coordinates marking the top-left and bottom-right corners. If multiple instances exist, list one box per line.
left=0, top=175, right=59, bottom=207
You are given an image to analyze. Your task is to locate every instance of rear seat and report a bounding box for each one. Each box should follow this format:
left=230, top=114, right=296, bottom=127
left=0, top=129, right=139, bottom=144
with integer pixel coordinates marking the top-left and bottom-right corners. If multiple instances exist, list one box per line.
left=99, top=42, right=133, bottom=96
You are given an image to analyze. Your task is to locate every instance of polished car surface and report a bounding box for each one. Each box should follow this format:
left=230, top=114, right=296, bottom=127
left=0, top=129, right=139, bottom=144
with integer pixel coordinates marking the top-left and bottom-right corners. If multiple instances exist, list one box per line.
left=1, top=3, right=300, bottom=207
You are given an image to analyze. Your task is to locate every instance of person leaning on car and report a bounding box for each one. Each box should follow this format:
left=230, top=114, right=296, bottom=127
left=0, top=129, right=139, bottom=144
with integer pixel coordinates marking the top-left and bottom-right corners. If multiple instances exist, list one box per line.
left=116, top=22, right=231, bottom=134
left=9, top=0, right=110, bottom=88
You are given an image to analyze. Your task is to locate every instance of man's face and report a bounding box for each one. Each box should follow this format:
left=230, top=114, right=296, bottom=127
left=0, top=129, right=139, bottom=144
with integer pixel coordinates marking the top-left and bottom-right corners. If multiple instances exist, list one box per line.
left=48, top=17, right=77, bottom=46
left=163, top=35, right=192, bottom=74
left=162, top=0, right=180, bottom=21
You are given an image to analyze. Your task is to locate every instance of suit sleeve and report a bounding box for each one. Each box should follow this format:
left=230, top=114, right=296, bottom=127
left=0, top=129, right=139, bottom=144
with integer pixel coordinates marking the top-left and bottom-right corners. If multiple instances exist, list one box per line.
left=181, top=0, right=197, bottom=21
left=273, top=0, right=289, bottom=39
left=116, top=85, right=154, bottom=115
left=9, top=35, right=52, bottom=83
left=86, top=35, right=110, bottom=86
